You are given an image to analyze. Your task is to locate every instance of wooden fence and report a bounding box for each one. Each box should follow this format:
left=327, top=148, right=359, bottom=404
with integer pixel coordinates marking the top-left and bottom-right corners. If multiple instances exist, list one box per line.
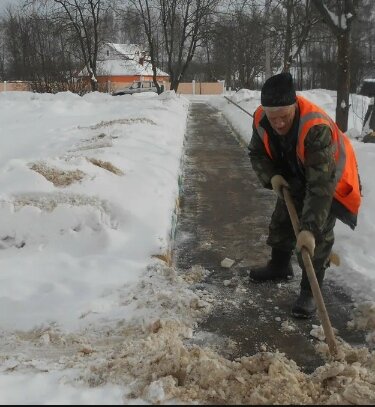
left=166, top=81, right=225, bottom=95
left=0, top=80, right=226, bottom=95
left=107, top=80, right=225, bottom=95
left=0, top=81, right=31, bottom=92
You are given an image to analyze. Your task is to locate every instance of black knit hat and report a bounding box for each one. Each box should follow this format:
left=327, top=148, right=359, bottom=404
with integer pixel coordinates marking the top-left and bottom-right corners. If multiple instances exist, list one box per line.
left=261, top=72, right=296, bottom=107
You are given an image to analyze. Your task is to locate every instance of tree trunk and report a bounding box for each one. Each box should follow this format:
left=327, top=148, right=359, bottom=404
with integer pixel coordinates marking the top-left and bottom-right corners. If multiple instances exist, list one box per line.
left=264, top=0, right=272, bottom=79
left=311, top=0, right=356, bottom=132
left=171, top=81, right=179, bottom=92
left=336, top=29, right=350, bottom=132
left=90, top=77, right=98, bottom=92
left=283, top=0, right=293, bottom=72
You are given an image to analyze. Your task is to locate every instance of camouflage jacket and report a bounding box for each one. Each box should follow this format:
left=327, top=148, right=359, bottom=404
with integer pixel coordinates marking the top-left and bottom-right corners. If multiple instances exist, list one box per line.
left=248, top=110, right=336, bottom=236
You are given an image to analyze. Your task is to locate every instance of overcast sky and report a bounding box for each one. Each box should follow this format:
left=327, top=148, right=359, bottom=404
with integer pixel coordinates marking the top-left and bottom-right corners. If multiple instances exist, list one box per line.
left=0, top=0, right=22, bottom=13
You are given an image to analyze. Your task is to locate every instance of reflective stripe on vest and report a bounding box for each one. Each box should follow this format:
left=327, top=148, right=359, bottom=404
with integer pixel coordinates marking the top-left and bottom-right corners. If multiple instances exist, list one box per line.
left=297, top=109, right=346, bottom=185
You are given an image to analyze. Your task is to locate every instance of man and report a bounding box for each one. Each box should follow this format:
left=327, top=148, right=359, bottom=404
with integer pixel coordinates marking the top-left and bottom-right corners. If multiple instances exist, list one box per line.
left=248, top=72, right=361, bottom=318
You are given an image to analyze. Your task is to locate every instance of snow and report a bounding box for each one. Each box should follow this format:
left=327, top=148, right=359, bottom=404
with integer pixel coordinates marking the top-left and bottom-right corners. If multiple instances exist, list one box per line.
left=0, top=87, right=375, bottom=403
left=106, top=43, right=144, bottom=58
left=323, top=3, right=348, bottom=30
left=0, top=90, right=188, bottom=333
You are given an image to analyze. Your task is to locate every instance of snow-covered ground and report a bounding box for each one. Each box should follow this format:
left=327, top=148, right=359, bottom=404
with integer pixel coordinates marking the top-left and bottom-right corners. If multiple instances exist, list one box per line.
left=0, top=89, right=375, bottom=404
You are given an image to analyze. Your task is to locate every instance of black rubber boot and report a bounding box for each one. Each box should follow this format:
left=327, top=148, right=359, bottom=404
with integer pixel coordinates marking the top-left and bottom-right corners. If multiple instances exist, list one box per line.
left=291, top=290, right=316, bottom=318
left=292, top=269, right=325, bottom=319
left=250, top=248, right=294, bottom=282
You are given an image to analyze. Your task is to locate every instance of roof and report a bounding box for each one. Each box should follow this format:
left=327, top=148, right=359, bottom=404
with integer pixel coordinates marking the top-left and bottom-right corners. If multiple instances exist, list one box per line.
left=79, top=58, right=169, bottom=77
left=78, top=42, right=169, bottom=78
left=106, top=43, right=144, bottom=58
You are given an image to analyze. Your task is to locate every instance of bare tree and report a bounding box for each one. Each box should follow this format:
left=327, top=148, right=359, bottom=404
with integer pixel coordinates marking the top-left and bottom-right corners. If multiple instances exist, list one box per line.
left=304, top=26, right=337, bottom=89
left=264, top=0, right=272, bottom=79
left=108, top=5, right=146, bottom=44
left=129, top=0, right=163, bottom=93
left=2, top=8, right=32, bottom=81
left=267, top=0, right=318, bottom=74
left=2, top=6, right=74, bottom=90
left=132, top=0, right=218, bottom=92
left=0, top=20, right=5, bottom=80
left=163, top=0, right=219, bottom=91
left=41, top=0, right=111, bottom=91
left=312, top=0, right=357, bottom=132
left=209, top=2, right=280, bottom=90
left=350, top=0, right=375, bottom=91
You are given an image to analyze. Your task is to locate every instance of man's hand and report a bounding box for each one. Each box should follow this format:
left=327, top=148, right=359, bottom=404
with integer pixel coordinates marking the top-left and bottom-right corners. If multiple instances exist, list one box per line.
left=296, top=230, right=315, bottom=257
left=270, top=175, right=289, bottom=199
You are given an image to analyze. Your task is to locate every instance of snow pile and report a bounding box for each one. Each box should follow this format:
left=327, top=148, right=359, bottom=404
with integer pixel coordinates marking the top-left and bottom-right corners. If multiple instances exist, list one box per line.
left=231, top=89, right=258, bottom=104
left=82, top=289, right=375, bottom=405
left=0, top=90, right=189, bottom=332
left=73, top=272, right=375, bottom=405
left=4, top=261, right=369, bottom=405
left=348, top=302, right=375, bottom=348
left=5, top=250, right=375, bottom=404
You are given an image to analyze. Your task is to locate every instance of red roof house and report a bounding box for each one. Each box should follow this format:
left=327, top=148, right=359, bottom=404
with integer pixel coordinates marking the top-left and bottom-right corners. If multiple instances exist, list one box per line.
left=79, top=43, right=169, bottom=92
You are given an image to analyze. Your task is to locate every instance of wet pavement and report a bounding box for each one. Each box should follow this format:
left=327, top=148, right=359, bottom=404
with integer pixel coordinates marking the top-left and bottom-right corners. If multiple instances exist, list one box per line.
left=173, top=101, right=367, bottom=373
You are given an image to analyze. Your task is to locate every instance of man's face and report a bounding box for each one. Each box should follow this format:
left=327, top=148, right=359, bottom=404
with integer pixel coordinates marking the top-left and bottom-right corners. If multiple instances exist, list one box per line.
left=264, top=104, right=296, bottom=136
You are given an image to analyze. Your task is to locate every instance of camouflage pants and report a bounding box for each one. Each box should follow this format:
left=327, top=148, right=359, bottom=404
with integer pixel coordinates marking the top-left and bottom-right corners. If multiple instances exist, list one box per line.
left=267, top=197, right=336, bottom=291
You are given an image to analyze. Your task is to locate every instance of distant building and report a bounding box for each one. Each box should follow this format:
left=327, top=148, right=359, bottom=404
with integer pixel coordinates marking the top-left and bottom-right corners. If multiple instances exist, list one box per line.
left=78, top=43, right=169, bottom=92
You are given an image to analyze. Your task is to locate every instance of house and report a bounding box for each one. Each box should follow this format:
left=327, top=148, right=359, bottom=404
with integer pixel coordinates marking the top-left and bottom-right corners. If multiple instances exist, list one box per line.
left=79, top=42, right=169, bottom=92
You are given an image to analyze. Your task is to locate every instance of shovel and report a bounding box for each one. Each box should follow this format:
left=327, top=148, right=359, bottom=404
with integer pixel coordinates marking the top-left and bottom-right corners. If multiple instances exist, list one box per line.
left=282, top=187, right=338, bottom=356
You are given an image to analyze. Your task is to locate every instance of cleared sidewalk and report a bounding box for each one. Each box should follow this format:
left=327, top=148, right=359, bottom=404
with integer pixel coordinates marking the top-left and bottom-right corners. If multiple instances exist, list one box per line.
left=173, top=101, right=366, bottom=372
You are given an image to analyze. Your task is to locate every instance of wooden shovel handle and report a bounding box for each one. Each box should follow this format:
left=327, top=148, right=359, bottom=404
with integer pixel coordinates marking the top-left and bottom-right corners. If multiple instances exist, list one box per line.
left=282, top=187, right=338, bottom=356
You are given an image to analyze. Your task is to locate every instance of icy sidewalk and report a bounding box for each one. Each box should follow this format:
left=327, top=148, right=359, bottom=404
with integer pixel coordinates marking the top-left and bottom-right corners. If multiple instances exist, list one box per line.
left=173, top=101, right=368, bottom=372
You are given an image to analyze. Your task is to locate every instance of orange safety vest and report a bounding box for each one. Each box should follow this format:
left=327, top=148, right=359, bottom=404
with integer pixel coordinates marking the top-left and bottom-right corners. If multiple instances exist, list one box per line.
left=254, top=95, right=361, bottom=215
